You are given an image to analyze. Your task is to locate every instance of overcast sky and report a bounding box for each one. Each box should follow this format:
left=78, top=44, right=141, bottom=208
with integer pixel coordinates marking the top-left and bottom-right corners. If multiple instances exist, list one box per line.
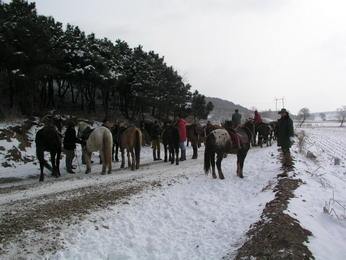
left=23, top=0, right=346, bottom=113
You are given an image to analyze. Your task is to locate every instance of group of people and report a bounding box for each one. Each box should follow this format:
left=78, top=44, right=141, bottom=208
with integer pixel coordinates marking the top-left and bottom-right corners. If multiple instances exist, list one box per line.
left=149, top=115, right=187, bottom=162
left=230, top=108, right=294, bottom=170
left=61, top=107, right=294, bottom=174
left=62, top=116, right=189, bottom=173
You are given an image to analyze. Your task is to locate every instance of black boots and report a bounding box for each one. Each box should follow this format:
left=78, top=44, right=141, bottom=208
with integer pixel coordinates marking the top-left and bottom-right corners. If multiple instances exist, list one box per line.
left=153, top=150, right=162, bottom=161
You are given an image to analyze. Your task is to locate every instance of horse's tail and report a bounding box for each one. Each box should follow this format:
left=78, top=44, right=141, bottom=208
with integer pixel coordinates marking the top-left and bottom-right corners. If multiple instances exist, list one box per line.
left=103, top=129, right=113, bottom=172
left=134, top=128, right=141, bottom=168
left=204, top=134, right=213, bottom=175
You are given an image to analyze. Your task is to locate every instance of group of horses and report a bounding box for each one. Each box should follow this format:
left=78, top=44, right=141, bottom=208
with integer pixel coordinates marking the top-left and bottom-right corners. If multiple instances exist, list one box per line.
left=35, top=121, right=142, bottom=181
left=35, top=117, right=277, bottom=182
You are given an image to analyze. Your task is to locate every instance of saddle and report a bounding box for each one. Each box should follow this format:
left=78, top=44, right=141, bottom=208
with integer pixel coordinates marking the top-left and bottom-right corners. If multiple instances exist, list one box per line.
left=235, top=129, right=249, bottom=146
left=81, top=127, right=94, bottom=141
left=226, top=129, right=240, bottom=149
left=226, top=128, right=250, bottom=150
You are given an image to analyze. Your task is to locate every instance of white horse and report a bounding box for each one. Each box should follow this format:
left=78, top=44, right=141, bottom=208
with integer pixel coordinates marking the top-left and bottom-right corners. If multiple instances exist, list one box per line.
left=77, top=122, right=113, bottom=175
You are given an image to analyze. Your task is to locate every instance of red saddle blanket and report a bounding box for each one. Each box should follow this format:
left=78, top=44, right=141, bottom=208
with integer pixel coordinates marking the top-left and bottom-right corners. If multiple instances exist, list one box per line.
left=226, top=129, right=239, bottom=146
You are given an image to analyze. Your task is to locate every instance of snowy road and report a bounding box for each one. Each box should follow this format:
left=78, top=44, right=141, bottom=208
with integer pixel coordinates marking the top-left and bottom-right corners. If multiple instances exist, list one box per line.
left=0, top=144, right=280, bottom=259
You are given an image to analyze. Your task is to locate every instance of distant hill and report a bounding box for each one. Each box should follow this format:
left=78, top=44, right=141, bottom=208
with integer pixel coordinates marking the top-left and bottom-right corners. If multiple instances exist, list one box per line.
left=205, top=97, right=252, bottom=124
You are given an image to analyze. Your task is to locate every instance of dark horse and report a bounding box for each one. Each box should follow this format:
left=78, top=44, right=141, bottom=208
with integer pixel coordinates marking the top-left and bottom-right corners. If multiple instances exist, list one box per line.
left=257, top=123, right=273, bottom=148
left=186, top=124, right=206, bottom=159
left=204, top=120, right=255, bottom=179
left=35, top=126, right=62, bottom=181
left=110, top=121, right=125, bottom=162
left=161, top=125, right=180, bottom=165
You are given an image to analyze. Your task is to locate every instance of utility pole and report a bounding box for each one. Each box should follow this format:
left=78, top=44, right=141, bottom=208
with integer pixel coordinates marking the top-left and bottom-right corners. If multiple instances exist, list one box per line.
left=274, top=97, right=285, bottom=111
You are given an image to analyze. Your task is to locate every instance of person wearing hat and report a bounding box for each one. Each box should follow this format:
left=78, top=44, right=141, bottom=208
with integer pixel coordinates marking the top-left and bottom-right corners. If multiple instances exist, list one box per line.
left=63, top=120, right=85, bottom=173
left=231, top=109, right=242, bottom=128
left=277, top=108, right=294, bottom=171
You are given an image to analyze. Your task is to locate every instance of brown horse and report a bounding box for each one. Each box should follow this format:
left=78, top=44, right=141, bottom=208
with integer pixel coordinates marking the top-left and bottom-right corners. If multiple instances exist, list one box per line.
left=162, top=125, right=180, bottom=165
left=269, top=121, right=278, bottom=140
left=257, top=123, right=273, bottom=147
left=204, top=120, right=255, bottom=179
left=186, top=124, right=206, bottom=159
left=120, top=126, right=142, bottom=170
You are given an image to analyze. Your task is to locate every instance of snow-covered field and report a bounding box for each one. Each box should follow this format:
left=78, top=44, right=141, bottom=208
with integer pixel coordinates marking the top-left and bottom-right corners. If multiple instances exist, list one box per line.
left=1, top=122, right=346, bottom=259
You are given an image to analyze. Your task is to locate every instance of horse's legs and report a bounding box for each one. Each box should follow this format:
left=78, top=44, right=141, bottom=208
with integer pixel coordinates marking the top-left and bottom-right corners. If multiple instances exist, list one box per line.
left=216, top=153, right=225, bottom=179
left=127, top=150, right=131, bottom=168
left=269, top=133, right=272, bottom=146
left=168, top=146, right=172, bottom=162
left=50, top=152, right=59, bottom=178
left=211, top=151, right=216, bottom=179
left=121, top=149, right=125, bottom=168
left=163, top=144, right=168, bottom=162
left=170, top=147, right=174, bottom=164
left=175, top=147, right=179, bottom=165
left=192, top=143, right=198, bottom=159
left=236, top=150, right=247, bottom=178
left=101, top=151, right=106, bottom=175
left=56, top=150, right=61, bottom=177
left=115, top=143, right=119, bottom=162
left=39, top=161, right=45, bottom=181
left=85, top=152, right=92, bottom=174
left=130, top=151, right=135, bottom=170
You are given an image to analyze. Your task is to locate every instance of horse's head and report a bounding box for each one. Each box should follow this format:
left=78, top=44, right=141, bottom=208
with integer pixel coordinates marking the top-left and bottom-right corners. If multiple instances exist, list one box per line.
left=242, top=120, right=256, bottom=137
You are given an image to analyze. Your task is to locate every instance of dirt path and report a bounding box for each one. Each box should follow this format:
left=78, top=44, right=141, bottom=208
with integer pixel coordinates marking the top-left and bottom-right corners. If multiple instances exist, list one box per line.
left=0, top=160, right=189, bottom=257
left=225, top=160, right=315, bottom=260
left=0, top=152, right=315, bottom=259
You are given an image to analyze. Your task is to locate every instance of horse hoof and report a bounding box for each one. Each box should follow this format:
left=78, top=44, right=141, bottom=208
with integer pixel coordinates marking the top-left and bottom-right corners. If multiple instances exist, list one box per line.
left=85, top=171, right=90, bottom=174
left=101, top=172, right=106, bottom=175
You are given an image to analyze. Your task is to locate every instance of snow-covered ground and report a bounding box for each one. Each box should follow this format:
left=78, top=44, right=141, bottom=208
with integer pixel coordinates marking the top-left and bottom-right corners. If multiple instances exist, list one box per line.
left=287, top=126, right=346, bottom=260
left=1, top=122, right=346, bottom=259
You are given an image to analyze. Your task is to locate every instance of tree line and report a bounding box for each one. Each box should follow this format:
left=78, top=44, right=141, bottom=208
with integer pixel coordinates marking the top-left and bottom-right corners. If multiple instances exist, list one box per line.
left=0, top=0, right=213, bottom=121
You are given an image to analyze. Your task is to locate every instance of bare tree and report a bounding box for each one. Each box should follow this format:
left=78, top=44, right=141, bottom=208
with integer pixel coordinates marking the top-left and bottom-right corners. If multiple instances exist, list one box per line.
left=298, top=107, right=310, bottom=127
left=337, top=106, right=346, bottom=127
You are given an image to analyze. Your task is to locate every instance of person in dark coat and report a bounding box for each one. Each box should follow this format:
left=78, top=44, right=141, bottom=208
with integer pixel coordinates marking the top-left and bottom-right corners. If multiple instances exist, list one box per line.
left=231, top=109, right=242, bottom=128
left=63, top=120, right=85, bottom=173
left=277, top=108, right=295, bottom=171
left=150, top=120, right=162, bottom=161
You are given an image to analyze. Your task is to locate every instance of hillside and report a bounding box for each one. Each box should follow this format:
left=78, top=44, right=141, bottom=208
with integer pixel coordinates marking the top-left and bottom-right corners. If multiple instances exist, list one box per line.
left=205, top=97, right=252, bottom=123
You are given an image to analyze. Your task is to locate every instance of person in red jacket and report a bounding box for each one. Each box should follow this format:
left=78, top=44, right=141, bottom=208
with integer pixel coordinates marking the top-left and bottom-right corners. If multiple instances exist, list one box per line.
left=175, top=115, right=187, bottom=161
left=254, top=110, right=262, bottom=124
